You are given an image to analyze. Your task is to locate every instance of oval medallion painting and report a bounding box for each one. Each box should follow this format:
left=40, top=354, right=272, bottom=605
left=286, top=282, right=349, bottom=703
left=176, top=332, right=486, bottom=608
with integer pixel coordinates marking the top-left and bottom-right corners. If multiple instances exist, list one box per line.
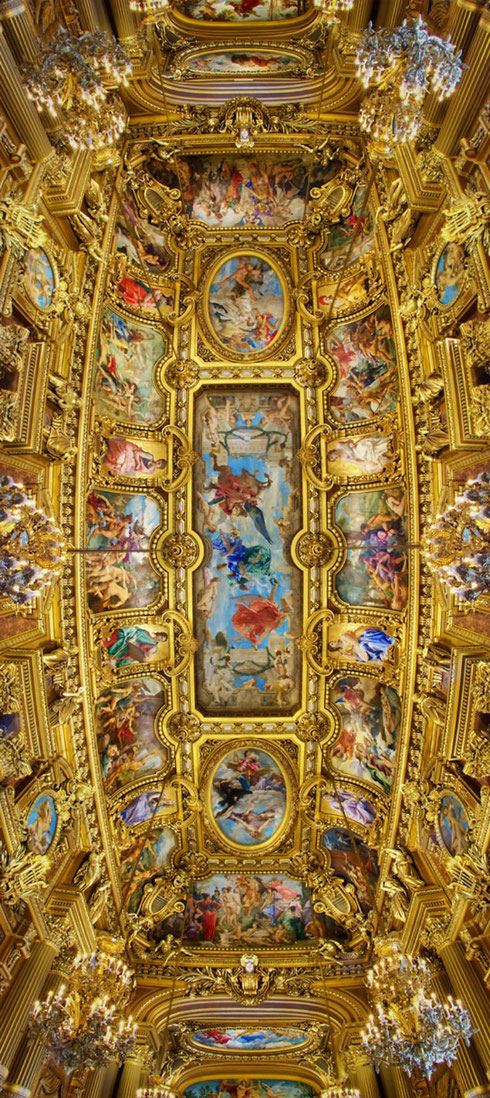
left=24, top=248, right=55, bottom=309
left=26, top=794, right=57, bottom=854
left=439, top=793, right=469, bottom=856
left=207, top=254, right=285, bottom=355
left=435, top=242, right=465, bottom=306
left=210, top=746, right=288, bottom=847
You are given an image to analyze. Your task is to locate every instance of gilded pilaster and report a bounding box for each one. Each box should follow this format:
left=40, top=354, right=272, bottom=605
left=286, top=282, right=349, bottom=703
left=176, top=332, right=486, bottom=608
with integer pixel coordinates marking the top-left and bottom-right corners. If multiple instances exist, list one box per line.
left=0, top=0, right=39, bottom=63
left=374, top=0, right=406, bottom=28
left=0, top=940, right=58, bottom=1085
left=83, top=1067, right=107, bottom=1098
left=351, top=1063, right=382, bottom=1098
left=439, top=941, right=490, bottom=1081
left=432, top=968, right=488, bottom=1096
left=0, top=24, right=51, bottom=160
left=99, top=1060, right=120, bottom=1098
left=423, top=0, right=482, bottom=124
left=435, top=8, right=490, bottom=156
left=115, top=1058, right=143, bottom=1098
left=106, top=0, right=138, bottom=41
left=346, top=0, right=373, bottom=31
left=379, top=1065, right=412, bottom=1098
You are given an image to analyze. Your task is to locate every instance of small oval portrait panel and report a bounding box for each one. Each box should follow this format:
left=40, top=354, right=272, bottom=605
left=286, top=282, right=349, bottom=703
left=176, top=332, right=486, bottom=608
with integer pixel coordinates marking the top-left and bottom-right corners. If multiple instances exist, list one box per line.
left=210, top=746, right=288, bottom=848
left=24, top=248, right=55, bottom=309
left=438, top=793, right=469, bottom=856
left=26, top=794, right=57, bottom=854
left=435, top=243, right=465, bottom=306
left=206, top=254, right=286, bottom=355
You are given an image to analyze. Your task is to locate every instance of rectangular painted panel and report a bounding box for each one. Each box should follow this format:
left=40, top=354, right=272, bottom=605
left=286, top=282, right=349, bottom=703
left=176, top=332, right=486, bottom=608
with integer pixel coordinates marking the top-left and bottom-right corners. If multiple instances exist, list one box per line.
left=193, top=387, right=302, bottom=715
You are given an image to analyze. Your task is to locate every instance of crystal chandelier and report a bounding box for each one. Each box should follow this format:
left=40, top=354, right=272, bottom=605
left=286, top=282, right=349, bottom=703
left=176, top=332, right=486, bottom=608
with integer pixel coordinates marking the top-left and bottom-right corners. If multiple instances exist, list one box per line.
left=356, top=17, right=462, bottom=157
left=361, top=940, right=473, bottom=1076
left=0, top=475, right=66, bottom=608
left=130, top=0, right=169, bottom=13
left=313, top=0, right=354, bottom=24
left=23, top=29, right=131, bottom=151
left=321, top=1088, right=361, bottom=1098
left=424, top=472, right=490, bottom=602
left=30, top=949, right=137, bottom=1074
left=137, top=1089, right=177, bottom=1098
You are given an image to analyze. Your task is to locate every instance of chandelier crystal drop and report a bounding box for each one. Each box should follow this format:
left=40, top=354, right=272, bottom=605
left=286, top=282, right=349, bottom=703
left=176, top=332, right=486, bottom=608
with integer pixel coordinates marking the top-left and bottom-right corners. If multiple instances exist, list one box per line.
left=129, top=0, right=169, bottom=13
left=0, top=475, right=66, bottom=608
left=356, top=17, right=462, bottom=156
left=313, top=0, right=354, bottom=25
left=361, top=941, right=474, bottom=1077
left=30, top=950, right=137, bottom=1074
left=424, top=472, right=490, bottom=602
left=321, top=1088, right=361, bottom=1098
left=23, top=28, right=131, bottom=150
left=137, top=1089, right=177, bottom=1098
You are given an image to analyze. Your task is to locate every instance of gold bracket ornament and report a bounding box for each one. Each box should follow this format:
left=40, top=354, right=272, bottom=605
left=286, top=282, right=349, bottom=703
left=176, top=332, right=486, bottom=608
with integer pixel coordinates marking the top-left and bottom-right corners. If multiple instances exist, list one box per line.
left=0, top=843, right=50, bottom=904
left=223, top=954, right=275, bottom=1004
left=298, top=425, right=334, bottom=491
left=297, top=533, right=336, bottom=569
left=441, top=189, right=490, bottom=253
left=157, top=611, right=198, bottom=676
left=159, top=533, right=199, bottom=570
left=295, top=712, right=331, bottom=744
left=160, top=426, right=197, bottom=492
left=470, top=386, right=490, bottom=438
left=0, top=324, right=29, bottom=381
left=166, top=713, right=201, bottom=743
left=0, top=196, right=48, bottom=257
left=298, top=609, right=335, bottom=676
left=294, top=356, right=329, bottom=388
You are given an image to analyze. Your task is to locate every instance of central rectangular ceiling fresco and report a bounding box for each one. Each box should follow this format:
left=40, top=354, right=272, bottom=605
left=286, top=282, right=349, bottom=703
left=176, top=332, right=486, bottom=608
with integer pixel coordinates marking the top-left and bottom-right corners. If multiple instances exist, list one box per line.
left=193, top=387, right=302, bottom=714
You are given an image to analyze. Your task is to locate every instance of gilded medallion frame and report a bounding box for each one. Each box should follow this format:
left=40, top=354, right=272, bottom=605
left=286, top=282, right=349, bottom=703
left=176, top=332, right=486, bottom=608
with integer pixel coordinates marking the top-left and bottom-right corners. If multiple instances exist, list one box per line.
left=201, top=247, right=292, bottom=362
left=201, top=739, right=296, bottom=854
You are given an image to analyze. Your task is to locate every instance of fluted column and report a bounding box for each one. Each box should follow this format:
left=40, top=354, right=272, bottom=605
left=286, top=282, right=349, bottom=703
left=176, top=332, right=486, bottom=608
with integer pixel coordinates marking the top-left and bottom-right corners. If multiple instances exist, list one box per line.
left=115, top=1058, right=142, bottom=1098
left=435, top=8, right=490, bottom=156
left=424, top=0, right=483, bottom=125
left=0, top=940, right=58, bottom=1085
left=352, top=1063, right=382, bottom=1098
left=99, top=1059, right=120, bottom=1098
left=439, top=941, right=490, bottom=1077
left=0, top=25, right=51, bottom=160
left=0, top=0, right=40, bottom=63
left=107, top=0, right=138, bottom=41
left=346, top=0, right=373, bottom=31
left=76, top=0, right=112, bottom=33
left=0, top=1033, right=47, bottom=1098
left=435, top=949, right=490, bottom=1085
left=83, top=1066, right=107, bottom=1098
left=379, top=1065, right=412, bottom=1098
left=375, top=0, right=407, bottom=29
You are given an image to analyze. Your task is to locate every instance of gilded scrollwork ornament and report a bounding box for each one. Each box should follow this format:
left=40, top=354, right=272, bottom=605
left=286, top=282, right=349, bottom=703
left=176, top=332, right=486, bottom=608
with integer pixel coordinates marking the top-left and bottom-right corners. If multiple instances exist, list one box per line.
left=441, top=188, right=490, bottom=253
left=294, top=356, right=328, bottom=388
left=160, top=532, right=199, bottom=570
left=167, top=712, right=201, bottom=743
left=470, top=386, right=490, bottom=437
left=295, top=712, right=330, bottom=743
left=0, top=324, right=29, bottom=380
left=0, top=843, right=51, bottom=904
left=297, top=532, right=335, bottom=568
left=165, top=357, right=200, bottom=390
left=223, top=953, right=275, bottom=1005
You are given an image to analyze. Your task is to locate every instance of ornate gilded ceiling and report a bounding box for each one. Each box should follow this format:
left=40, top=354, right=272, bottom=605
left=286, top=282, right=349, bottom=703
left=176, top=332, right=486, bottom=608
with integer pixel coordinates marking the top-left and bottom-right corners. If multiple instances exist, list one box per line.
left=0, top=0, right=489, bottom=1094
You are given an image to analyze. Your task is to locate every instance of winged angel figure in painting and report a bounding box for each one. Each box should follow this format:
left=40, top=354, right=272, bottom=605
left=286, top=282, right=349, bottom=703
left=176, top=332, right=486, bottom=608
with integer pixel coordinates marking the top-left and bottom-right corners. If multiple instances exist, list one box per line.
left=194, top=390, right=301, bottom=713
